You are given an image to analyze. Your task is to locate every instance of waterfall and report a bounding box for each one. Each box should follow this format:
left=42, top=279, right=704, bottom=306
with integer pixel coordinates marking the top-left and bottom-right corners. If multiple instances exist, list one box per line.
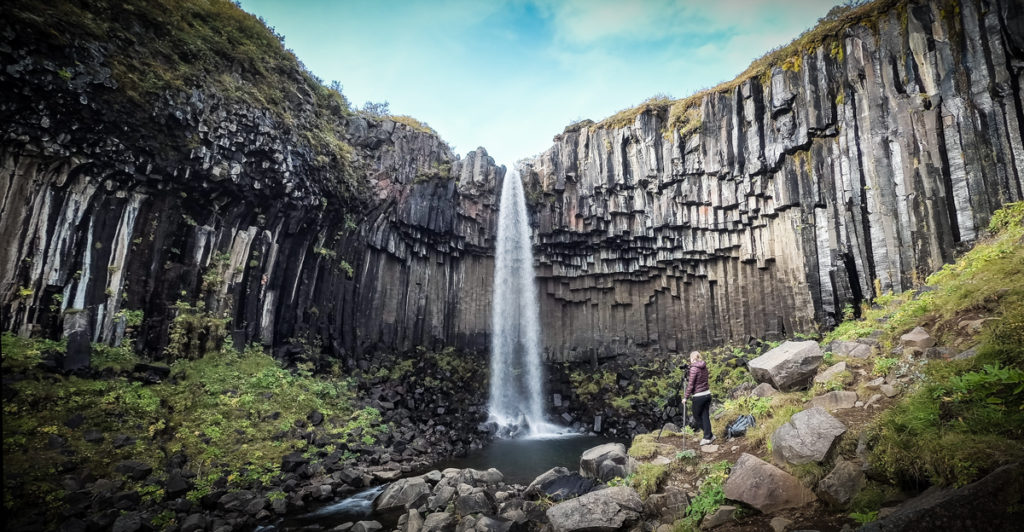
left=488, top=167, right=558, bottom=437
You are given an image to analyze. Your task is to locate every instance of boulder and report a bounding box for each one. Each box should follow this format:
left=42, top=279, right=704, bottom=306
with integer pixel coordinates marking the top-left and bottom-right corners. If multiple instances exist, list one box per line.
left=772, top=407, right=847, bottom=465
left=816, top=460, right=865, bottom=507
left=525, top=467, right=599, bottom=501
left=749, top=382, right=778, bottom=397
left=407, top=509, right=424, bottom=532
left=110, top=512, right=141, bottom=532
left=459, top=468, right=503, bottom=486
left=809, top=391, right=858, bottom=411
left=113, top=461, right=152, bottom=481
left=643, top=486, right=689, bottom=521
left=579, top=443, right=634, bottom=482
left=769, top=516, right=794, bottom=532
left=860, top=462, right=1024, bottom=531
left=900, top=326, right=936, bottom=349
left=747, top=341, right=822, bottom=391
left=813, top=362, right=848, bottom=385
left=723, top=454, right=816, bottom=513
left=375, top=476, right=431, bottom=514
left=352, top=521, right=382, bottom=532
left=829, top=340, right=873, bottom=358
left=422, top=512, right=456, bottom=532
left=455, top=492, right=493, bottom=515
left=545, top=486, right=643, bottom=532
left=880, top=384, right=900, bottom=398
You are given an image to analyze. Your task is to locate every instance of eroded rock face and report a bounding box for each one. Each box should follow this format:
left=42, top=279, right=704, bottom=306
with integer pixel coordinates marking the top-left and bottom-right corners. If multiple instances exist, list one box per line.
left=545, top=486, right=643, bottom=532
left=723, top=453, right=816, bottom=513
left=517, top=0, right=1024, bottom=361
left=748, top=341, right=823, bottom=391
left=772, top=407, right=847, bottom=465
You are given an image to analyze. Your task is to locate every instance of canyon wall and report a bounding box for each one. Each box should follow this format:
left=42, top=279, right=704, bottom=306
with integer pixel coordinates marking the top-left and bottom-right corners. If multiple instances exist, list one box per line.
left=520, top=0, right=1024, bottom=361
left=2, top=0, right=1023, bottom=365
left=0, top=4, right=504, bottom=364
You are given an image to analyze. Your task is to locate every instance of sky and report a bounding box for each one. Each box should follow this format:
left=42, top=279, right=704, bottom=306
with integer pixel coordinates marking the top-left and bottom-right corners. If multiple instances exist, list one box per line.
left=238, top=0, right=846, bottom=166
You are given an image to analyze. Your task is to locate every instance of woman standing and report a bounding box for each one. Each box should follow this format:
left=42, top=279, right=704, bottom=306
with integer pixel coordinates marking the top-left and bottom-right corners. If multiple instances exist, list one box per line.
left=684, top=350, right=715, bottom=445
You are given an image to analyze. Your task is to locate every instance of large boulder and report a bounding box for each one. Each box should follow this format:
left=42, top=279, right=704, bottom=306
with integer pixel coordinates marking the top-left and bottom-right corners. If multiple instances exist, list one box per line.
left=545, top=486, right=643, bottom=532
left=772, top=407, right=847, bottom=465
left=860, top=462, right=1024, bottom=531
left=374, top=476, right=431, bottom=514
left=816, top=460, right=865, bottom=508
left=747, top=341, right=822, bottom=391
left=579, top=443, right=634, bottom=482
left=723, top=453, right=816, bottom=513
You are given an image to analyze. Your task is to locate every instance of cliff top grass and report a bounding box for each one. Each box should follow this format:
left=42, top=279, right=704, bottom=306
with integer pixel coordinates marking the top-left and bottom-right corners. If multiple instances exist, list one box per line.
left=588, top=0, right=904, bottom=134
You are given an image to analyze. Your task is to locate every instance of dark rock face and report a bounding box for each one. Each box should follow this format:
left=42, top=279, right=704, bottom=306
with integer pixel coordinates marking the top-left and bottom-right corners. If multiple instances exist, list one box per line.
left=1, top=0, right=1023, bottom=369
left=519, top=0, right=1024, bottom=361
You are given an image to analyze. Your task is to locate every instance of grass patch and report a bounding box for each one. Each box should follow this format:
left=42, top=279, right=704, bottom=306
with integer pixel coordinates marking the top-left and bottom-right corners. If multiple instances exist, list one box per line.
left=629, top=463, right=670, bottom=499
left=674, top=460, right=731, bottom=531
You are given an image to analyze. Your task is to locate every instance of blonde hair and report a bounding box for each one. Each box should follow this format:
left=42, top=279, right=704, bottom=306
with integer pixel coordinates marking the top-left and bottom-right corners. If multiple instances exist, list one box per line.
left=689, top=350, right=703, bottom=363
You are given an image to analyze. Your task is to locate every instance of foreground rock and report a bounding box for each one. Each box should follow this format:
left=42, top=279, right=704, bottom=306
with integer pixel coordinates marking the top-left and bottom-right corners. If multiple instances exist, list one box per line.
left=772, top=407, right=847, bottom=465
left=900, top=327, right=936, bottom=350
left=816, top=460, right=865, bottom=508
left=810, top=390, right=858, bottom=411
left=747, top=341, right=822, bottom=391
left=860, top=462, right=1024, bottom=531
left=525, top=467, right=600, bottom=502
left=545, top=486, right=643, bottom=532
left=579, top=443, right=635, bottom=482
left=723, top=454, right=816, bottom=513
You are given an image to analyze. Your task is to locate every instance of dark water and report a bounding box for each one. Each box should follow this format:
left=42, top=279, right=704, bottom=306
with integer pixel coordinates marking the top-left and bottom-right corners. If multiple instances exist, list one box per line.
left=433, top=434, right=619, bottom=485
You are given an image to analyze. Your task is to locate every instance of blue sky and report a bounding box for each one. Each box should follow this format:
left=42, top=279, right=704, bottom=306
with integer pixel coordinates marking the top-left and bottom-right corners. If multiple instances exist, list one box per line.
left=238, top=0, right=845, bottom=165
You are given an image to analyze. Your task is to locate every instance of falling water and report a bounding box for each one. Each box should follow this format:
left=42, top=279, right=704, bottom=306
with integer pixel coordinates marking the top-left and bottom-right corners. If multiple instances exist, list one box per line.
left=488, top=167, right=559, bottom=437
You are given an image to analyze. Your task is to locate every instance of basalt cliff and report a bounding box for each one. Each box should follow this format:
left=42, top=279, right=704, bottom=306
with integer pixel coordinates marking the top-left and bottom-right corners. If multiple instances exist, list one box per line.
left=2, top=0, right=1023, bottom=365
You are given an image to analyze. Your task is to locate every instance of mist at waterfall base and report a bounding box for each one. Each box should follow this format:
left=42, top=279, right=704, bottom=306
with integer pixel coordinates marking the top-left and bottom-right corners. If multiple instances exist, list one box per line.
left=487, top=168, right=564, bottom=438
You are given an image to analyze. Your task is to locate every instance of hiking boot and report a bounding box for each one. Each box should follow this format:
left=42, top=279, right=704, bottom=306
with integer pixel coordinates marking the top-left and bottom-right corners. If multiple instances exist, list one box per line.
left=700, top=436, right=715, bottom=445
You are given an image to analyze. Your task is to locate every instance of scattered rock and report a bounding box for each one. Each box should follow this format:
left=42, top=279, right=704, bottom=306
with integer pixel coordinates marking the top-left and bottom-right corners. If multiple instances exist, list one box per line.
left=817, top=459, right=865, bottom=508
left=700, top=444, right=719, bottom=453
left=701, top=504, right=736, bottom=528
left=525, top=467, right=599, bottom=502
left=810, top=391, right=858, bottom=410
left=723, top=454, right=816, bottom=513
left=110, top=512, right=141, bottom=532
left=747, top=341, right=823, bottom=391
left=545, top=486, right=643, bottom=532
left=750, top=382, right=778, bottom=397
left=422, top=511, right=456, bottom=532
left=661, top=422, right=680, bottom=433
left=644, top=487, right=689, bottom=521
left=829, top=340, right=873, bottom=358
left=879, top=384, right=900, bottom=398
left=455, top=492, right=493, bottom=515
left=579, top=443, right=634, bottom=482
left=900, top=326, right=935, bottom=349
left=352, top=521, right=382, bottom=532
left=954, top=346, right=980, bottom=360
left=769, top=516, right=794, bottom=532
left=865, top=377, right=885, bottom=390
left=865, top=393, right=884, bottom=408
left=83, top=429, right=104, bottom=443
left=113, top=461, right=153, bottom=481
left=814, top=361, right=848, bottom=385
left=772, top=407, right=846, bottom=465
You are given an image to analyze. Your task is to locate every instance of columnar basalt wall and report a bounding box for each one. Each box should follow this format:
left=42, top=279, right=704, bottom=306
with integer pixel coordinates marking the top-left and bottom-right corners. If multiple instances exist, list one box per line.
left=520, top=0, right=1024, bottom=362
left=0, top=19, right=504, bottom=362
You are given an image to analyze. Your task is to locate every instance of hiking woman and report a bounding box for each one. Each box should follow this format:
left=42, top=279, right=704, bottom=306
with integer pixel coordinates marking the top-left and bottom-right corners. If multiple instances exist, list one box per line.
left=684, top=350, right=715, bottom=445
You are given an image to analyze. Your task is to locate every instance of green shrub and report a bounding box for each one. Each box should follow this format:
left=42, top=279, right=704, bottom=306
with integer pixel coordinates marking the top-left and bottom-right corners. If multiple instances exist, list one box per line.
left=674, top=460, right=731, bottom=531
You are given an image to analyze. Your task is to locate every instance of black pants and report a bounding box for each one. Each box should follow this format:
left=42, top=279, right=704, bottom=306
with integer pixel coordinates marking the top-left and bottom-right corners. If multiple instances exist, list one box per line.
left=691, top=394, right=713, bottom=439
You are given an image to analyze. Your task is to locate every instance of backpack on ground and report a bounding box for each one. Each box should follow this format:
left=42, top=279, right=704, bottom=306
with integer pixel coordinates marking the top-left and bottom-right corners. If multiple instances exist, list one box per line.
left=724, top=414, right=756, bottom=439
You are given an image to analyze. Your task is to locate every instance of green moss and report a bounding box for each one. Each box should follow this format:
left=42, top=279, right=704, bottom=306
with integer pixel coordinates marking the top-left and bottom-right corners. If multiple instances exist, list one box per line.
left=630, top=463, right=669, bottom=499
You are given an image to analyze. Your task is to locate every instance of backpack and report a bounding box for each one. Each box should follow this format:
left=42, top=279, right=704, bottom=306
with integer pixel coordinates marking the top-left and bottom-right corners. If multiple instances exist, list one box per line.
left=725, top=414, right=756, bottom=439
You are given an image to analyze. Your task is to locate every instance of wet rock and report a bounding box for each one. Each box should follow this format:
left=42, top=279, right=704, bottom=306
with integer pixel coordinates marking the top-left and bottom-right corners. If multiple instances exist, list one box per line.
left=545, top=486, right=643, bottom=532
left=723, top=453, right=816, bottom=513
left=748, top=341, right=823, bottom=391
left=218, top=490, right=257, bottom=512
left=64, top=414, right=85, bottom=429
left=455, top=492, right=493, bottom=515
left=772, top=407, right=846, bottom=465
left=525, top=467, right=599, bottom=502
left=375, top=476, right=431, bottom=514
left=83, top=429, right=104, bottom=443
left=352, top=521, right=382, bottom=532
left=579, top=443, right=635, bottom=482
left=165, top=471, right=190, bottom=497
left=181, top=514, right=207, bottom=532
left=111, top=512, right=141, bottom=532
left=62, top=310, right=91, bottom=372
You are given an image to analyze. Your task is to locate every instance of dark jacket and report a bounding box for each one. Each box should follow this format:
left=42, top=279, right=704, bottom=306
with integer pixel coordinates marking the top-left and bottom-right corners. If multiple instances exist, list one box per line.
left=685, top=360, right=710, bottom=398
